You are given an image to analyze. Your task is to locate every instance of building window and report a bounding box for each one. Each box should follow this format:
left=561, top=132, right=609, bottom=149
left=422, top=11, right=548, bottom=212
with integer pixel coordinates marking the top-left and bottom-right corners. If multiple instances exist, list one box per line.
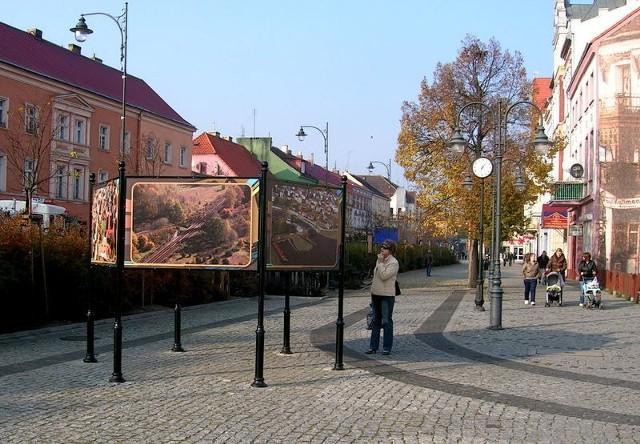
left=58, top=114, right=69, bottom=141
left=179, top=146, right=187, bottom=167
left=24, top=159, right=35, bottom=190
left=74, top=118, right=86, bottom=145
left=0, top=97, right=8, bottom=129
left=25, top=104, right=37, bottom=135
left=164, top=142, right=172, bottom=164
left=99, top=125, right=110, bottom=151
left=98, top=170, right=109, bottom=183
left=71, top=167, right=83, bottom=200
left=146, top=138, right=156, bottom=160
left=124, top=131, right=131, bottom=155
left=0, top=154, right=6, bottom=191
left=55, top=165, right=66, bottom=198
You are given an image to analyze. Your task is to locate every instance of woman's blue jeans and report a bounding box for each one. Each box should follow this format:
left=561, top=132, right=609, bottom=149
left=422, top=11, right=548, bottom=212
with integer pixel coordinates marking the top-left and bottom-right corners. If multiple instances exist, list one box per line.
left=369, top=295, right=395, bottom=352
left=524, top=278, right=537, bottom=302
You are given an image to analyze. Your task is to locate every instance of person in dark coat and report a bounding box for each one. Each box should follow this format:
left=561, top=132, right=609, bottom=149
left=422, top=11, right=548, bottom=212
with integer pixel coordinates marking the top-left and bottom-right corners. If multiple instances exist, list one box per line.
left=578, top=252, right=598, bottom=306
left=537, top=251, right=549, bottom=282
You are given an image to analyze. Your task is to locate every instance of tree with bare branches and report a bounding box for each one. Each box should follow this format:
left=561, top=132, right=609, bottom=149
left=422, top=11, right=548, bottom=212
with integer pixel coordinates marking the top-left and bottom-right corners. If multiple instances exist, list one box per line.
left=1, top=95, right=78, bottom=215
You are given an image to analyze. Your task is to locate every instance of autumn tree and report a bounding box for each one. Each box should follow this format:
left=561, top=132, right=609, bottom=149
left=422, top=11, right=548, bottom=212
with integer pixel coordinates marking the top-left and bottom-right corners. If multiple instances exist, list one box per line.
left=397, top=35, right=553, bottom=287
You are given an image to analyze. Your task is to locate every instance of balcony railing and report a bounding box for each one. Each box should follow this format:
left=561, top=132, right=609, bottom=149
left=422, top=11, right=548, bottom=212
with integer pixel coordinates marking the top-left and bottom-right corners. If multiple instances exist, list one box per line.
left=552, top=182, right=584, bottom=201
left=600, top=95, right=640, bottom=115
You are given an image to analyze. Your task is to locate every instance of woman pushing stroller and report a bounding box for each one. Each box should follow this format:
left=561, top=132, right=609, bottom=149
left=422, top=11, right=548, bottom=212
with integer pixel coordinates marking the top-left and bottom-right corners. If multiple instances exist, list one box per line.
left=546, top=248, right=567, bottom=279
left=578, top=252, right=600, bottom=307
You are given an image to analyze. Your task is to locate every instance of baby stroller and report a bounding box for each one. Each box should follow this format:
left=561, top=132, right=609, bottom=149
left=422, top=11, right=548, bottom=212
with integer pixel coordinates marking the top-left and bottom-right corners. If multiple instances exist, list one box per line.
left=544, top=271, right=564, bottom=307
left=582, top=276, right=604, bottom=309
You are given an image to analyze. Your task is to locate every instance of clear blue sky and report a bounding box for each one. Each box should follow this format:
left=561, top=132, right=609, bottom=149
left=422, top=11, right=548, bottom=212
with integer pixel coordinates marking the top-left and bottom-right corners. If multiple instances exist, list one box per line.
left=4, top=0, right=554, bottom=186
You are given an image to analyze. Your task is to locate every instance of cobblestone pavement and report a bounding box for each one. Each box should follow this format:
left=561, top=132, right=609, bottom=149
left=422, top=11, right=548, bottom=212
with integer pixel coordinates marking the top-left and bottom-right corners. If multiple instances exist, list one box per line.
left=1, top=262, right=639, bottom=443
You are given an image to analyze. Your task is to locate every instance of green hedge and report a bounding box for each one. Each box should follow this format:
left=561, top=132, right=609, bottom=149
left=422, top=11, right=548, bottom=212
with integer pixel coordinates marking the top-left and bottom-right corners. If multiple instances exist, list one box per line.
left=0, top=215, right=458, bottom=333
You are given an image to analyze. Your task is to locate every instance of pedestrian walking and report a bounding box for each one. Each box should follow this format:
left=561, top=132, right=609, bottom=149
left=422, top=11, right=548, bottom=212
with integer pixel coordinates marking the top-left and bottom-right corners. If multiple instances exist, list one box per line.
left=424, top=249, right=434, bottom=277
left=537, top=251, right=549, bottom=282
left=522, top=252, right=540, bottom=305
left=366, top=239, right=399, bottom=356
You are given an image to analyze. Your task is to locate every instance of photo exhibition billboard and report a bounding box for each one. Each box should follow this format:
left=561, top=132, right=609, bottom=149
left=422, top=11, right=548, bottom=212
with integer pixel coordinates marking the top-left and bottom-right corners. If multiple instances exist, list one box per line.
left=91, top=176, right=260, bottom=269
left=126, top=177, right=260, bottom=269
left=266, top=180, right=342, bottom=270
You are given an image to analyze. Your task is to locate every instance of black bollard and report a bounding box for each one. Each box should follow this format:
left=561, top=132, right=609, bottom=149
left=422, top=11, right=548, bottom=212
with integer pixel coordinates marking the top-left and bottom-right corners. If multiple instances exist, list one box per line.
left=281, top=272, right=292, bottom=354
left=109, top=318, right=124, bottom=383
left=83, top=308, right=97, bottom=363
left=172, top=303, right=185, bottom=352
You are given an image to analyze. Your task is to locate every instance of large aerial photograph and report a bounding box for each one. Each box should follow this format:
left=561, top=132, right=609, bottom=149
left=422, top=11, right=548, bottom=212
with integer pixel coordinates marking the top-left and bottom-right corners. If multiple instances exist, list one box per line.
left=268, top=181, right=341, bottom=269
left=127, top=178, right=257, bottom=268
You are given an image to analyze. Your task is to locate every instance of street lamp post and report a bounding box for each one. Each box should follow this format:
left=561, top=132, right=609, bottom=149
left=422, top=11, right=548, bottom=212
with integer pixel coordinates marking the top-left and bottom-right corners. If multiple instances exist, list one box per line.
left=296, top=123, right=328, bottom=185
left=367, top=160, right=391, bottom=181
left=71, top=2, right=128, bottom=383
left=449, top=100, right=550, bottom=329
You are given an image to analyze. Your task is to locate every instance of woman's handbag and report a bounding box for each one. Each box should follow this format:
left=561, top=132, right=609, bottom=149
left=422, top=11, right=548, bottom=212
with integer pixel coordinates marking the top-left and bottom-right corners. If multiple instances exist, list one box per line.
left=366, top=304, right=374, bottom=330
left=395, top=280, right=401, bottom=295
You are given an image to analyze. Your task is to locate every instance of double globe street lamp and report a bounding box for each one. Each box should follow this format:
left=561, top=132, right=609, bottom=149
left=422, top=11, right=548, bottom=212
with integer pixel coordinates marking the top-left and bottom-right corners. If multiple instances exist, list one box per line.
left=449, top=100, right=550, bottom=329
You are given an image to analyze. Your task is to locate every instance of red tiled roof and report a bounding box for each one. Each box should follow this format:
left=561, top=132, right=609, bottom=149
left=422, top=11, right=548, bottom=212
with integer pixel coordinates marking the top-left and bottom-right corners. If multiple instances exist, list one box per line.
left=0, top=22, right=193, bottom=128
left=532, top=77, right=552, bottom=110
left=193, top=132, right=264, bottom=177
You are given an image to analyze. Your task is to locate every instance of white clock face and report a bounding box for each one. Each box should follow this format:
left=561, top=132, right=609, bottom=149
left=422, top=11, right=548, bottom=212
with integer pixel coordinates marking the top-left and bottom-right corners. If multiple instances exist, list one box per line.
left=472, top=157, right=493, bottom=178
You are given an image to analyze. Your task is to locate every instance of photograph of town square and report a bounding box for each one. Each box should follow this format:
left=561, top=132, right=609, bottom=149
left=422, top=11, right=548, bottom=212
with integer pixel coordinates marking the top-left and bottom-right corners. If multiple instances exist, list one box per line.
left=127, top=178, right=257, bottom=268
left=268, top=181, right=341, bottom=269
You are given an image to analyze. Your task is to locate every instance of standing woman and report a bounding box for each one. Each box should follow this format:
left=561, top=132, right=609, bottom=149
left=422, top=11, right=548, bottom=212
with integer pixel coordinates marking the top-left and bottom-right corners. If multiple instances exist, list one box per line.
left=366, top=239, right=399, bottom=355
left=522, top=252, right=540, bottom=305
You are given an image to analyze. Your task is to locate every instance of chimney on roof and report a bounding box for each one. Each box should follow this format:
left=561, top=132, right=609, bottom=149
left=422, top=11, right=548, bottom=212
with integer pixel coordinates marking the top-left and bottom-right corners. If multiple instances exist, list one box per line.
left=27, top=28, right=43, bottom=39
left=280, top=145, right=292, bottom=155
left=67, top=44, right=81, bottom=55
left=208, top=131, right=220, bottom=137
left=308, top=153, right=314, bottom=164
left=91, top=54, right=102, bottom=63
left=224, top=136, right=233, bottom=142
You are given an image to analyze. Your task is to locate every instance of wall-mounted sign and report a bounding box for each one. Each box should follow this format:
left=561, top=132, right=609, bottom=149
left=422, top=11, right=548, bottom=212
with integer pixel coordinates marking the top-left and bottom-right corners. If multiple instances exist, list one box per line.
left=570, top=163, right=584, bottom=178
left=541, top=204, right=570, bottom=229
left=569, top=225, right=583, bottom=236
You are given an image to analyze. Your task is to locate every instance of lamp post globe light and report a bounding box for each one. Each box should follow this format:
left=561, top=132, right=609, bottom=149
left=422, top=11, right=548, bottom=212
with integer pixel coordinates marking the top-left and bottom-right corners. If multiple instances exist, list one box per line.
left=449, top=100, right=550, bottom=329
left=71, top=2, right=129, bottom=383
left=296, top=122, right=329, bottom=185
left=367, top=160, right=391, bottom=181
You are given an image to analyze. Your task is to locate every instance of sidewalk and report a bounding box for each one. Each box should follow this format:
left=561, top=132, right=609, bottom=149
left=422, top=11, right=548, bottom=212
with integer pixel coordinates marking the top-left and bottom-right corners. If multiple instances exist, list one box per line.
left=1, top=262, right=639, bottom=443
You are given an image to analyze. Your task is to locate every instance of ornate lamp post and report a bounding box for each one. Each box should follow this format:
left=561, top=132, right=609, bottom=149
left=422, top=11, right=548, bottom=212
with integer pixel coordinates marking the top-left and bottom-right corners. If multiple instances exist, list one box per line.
left=296, top=123, right=328, bottom=185
left=449, top=100, right=550, bottom=329
left=71, top=2, right=128, bottom=383
left=367, top=159, right=391, bottom=181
